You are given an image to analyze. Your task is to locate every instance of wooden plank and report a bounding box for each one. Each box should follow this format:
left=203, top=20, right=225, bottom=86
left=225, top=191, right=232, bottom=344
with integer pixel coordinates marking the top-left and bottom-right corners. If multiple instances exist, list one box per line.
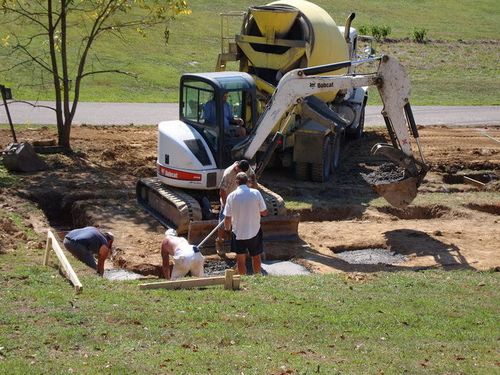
left=463, top=176, right=486, bottom=188
left=139, top=270, right=241, bottom=291
left=139, top=275, right=227, bottom=290
left=44, top=230, right=83, bottom=293
left=43, top=235, right=51, bottom=266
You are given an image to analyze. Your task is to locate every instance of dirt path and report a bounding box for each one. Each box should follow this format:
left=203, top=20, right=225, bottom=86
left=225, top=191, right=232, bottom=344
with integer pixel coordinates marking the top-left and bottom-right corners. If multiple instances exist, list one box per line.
left=1, top=125, right=498, bottom=275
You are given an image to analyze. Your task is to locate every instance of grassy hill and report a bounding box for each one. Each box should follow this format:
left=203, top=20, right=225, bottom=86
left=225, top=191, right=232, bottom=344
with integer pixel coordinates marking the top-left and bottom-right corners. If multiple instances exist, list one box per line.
left=1, top=0, right=499, bottom=105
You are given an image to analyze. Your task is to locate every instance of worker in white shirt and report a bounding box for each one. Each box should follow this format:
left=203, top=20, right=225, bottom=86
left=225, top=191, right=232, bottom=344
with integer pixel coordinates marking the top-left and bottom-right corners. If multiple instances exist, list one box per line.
left=161, top=229, right=205, bottom=280
left=216, top=159, right=258, bottom=256
left=223, top=172, right=268, bottom=275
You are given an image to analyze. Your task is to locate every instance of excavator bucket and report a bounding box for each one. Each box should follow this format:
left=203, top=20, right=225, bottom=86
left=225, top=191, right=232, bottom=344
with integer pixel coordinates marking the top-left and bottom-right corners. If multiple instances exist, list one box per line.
left=187, top=215, right=300, bottom=253
left=370, top=175, right=419, bottom=208
left=363, top=143, right=427, bottom=208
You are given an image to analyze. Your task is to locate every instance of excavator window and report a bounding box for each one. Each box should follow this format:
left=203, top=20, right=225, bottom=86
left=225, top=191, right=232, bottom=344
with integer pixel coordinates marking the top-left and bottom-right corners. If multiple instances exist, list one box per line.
left=180, top=75, right=257, bottom=169
left=182, top=85, right=212, bottom=124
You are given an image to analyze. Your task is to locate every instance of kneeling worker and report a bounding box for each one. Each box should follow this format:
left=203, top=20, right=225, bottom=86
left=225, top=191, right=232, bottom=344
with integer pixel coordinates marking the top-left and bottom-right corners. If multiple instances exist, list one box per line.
left=63, top=226, right=114, bottom=276
left=161, top=229, right=205, bottom=280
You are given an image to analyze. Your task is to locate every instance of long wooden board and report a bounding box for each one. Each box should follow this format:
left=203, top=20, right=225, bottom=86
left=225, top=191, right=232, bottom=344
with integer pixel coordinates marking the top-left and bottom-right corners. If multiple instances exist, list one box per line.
left=44, top=230, right=83, bottom=293
left=139, top=269, right=240, bottom=290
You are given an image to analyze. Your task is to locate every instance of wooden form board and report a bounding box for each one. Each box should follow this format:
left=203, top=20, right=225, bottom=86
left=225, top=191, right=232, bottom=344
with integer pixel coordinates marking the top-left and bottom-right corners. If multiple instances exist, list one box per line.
left=463, top=176, right=486, bottom=188
left=139, top=269, right=240, bottom=290
left=44, top=230, right=83, bottom=293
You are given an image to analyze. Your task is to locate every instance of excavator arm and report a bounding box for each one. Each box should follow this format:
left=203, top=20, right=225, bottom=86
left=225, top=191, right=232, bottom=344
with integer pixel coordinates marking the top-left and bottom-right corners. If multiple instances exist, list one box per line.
left=233, top=55, right=428, bottom=207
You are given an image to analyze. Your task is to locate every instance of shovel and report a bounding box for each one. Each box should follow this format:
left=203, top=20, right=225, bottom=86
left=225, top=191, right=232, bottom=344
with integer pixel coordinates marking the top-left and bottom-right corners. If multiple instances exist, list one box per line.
left=192, top=221, right=224, bottom=253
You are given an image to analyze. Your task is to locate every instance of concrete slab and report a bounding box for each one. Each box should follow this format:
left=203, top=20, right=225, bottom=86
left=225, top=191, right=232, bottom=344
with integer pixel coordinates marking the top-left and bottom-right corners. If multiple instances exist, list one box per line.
left=103, top=269, right=146, bottom=281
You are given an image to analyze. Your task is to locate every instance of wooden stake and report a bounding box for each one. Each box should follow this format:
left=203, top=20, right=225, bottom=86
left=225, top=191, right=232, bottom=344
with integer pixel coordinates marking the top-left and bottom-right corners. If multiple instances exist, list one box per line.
left=224, top=269, right=235, bottom=290
left=139, top=269, right=240, bottom=290
left=44, top=230, right=83, bottom=293
left=232, top=275, right=241, bottom=290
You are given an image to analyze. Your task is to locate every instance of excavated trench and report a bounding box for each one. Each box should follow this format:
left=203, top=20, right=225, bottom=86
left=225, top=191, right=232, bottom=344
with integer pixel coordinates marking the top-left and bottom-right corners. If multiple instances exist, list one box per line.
left=443, top=172, right=498, bottom=185
left=292, top=204, right=454, bottom=222
left=465, top=203, right=500, bottom=216
left=293, top=206, right=364, bottom=221
left=16, top=166, right=495, bottom=279
left=22, top=189, right=243, bottom=279
left=376, top=205, right=451, bottom=220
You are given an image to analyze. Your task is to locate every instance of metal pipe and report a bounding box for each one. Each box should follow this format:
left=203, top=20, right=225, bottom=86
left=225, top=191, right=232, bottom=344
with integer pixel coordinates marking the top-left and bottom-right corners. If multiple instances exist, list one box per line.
left=0, top=85, right=17, bottom=143
left=404, top=103, right=426, bottom=164
left=344, top=13, right=356, bottom=44
left=301, top=56, right=382, bottom=76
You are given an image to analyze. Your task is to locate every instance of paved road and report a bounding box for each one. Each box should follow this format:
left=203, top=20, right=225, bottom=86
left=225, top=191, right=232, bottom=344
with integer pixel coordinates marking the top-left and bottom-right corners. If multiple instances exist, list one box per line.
left=1, top=101, right=499, bottom=127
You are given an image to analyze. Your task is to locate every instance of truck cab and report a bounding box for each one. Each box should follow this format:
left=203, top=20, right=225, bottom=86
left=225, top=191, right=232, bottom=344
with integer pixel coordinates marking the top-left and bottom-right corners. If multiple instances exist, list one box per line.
left=179, top=72, right=258, bottom=169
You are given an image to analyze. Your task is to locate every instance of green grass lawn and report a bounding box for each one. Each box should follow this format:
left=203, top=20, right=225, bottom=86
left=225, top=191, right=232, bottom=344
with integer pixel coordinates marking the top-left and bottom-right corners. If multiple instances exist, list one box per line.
left=0, top=246, right=498, bottom=374
left=1, top=0, right=499, bottom=105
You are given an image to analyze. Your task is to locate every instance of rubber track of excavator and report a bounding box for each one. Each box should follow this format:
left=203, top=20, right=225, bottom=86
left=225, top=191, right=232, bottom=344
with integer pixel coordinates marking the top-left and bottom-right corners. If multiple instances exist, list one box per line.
left=258, top=183, right=288, bottom=216
left=136, top=177, right=202, bottom=234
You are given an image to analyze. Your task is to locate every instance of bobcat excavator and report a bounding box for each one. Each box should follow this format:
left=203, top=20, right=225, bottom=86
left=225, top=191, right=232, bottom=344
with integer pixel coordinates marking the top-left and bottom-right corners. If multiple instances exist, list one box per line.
left=137, top=54, right=428, bottom=246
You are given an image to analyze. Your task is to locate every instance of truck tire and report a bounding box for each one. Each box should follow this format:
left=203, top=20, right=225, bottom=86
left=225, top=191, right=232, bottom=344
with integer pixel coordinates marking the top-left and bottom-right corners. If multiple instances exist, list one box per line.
left=311, top=136, right=332, bottom=182
left=294, top=161, right=310, bottom=181
left=348, top=104, right=365, bottom=140
left=330, top=132, right=342, bottom=172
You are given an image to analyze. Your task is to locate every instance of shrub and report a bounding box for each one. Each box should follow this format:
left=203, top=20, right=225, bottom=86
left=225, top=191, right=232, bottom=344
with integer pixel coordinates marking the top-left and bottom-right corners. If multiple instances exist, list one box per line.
left=370, top=24, right=391, bottom=42
left=358, top=25, right=369, bottom=35
left=380, top=25, right=392, bottom=39
left=413, top=28, right=427, bottom=43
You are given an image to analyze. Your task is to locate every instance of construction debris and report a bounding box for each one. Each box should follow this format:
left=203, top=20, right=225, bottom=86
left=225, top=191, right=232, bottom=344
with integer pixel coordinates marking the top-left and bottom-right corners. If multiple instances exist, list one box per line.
left=2, top=142, right=48, bottom=172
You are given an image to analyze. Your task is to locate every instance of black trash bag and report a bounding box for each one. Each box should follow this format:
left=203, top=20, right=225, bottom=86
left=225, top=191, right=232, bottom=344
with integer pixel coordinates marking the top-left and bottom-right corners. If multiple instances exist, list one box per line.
left=2, top=142, right=48, bottom=172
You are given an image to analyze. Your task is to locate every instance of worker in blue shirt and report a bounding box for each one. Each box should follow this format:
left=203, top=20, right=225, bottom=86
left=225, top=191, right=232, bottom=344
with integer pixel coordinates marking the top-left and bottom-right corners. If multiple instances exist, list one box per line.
left=63, top=226, right=114, bottom=276
left=203, top=91, right=246, bottom=137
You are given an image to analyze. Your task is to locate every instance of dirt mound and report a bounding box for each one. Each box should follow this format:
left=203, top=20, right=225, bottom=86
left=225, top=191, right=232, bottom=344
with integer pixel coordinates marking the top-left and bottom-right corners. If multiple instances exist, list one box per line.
left=485, top=180, right=500, bottom=192
left=0, top=195, right=46, bottom=253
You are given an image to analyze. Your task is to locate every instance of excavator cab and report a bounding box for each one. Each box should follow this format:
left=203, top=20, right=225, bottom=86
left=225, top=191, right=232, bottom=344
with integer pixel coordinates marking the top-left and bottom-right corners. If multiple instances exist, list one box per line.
left=179, top=72, right=258, bottom=169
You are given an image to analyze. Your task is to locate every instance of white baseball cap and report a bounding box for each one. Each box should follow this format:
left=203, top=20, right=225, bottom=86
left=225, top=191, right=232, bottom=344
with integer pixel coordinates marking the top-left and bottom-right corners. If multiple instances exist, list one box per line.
left=165, top=228, right=177, bottom=237
left=103, top=231, right=114, bottom=241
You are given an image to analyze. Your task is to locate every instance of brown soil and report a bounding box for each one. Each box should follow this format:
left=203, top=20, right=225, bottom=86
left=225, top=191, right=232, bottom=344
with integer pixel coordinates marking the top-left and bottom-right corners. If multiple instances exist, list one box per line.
left=1, top=125, right=499, bottom=275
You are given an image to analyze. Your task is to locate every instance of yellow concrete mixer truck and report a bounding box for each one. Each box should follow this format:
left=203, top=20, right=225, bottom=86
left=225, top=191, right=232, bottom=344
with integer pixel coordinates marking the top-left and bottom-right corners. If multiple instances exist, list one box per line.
left=217, top=0, right=372, bottom=182
left=136, top=0, right=428, bottom=246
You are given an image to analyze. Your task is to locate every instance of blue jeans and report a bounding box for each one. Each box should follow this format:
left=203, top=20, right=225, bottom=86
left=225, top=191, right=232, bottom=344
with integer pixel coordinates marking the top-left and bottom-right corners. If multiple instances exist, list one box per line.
left=63, top=238, right=97, bottom=270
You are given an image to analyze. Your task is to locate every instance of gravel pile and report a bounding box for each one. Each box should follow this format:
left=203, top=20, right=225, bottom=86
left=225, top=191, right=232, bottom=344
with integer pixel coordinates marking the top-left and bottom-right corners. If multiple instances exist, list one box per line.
left=336, top=248, right=407, bottom=265
left=362, top=163, right=406, bottom=184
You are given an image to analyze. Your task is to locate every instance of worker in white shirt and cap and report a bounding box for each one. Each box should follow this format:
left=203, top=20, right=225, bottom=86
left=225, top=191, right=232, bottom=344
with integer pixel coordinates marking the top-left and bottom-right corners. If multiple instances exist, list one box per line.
left=160, top=228, right=205, bottom=280
left=224, top=172, right=268, bottom=275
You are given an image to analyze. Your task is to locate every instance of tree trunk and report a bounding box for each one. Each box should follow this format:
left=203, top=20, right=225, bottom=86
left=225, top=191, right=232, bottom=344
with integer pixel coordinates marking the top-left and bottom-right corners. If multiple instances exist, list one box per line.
left=58, top=121, right=72, bottom=151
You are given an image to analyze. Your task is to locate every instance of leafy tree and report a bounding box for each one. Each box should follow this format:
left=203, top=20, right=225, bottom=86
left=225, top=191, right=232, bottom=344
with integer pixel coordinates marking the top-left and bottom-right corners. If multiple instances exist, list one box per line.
left=0, top=0, right=190, bottom=150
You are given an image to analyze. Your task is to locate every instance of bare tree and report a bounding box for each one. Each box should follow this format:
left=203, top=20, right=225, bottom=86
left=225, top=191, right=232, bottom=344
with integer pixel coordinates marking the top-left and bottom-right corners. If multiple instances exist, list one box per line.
left=0, top=0, right=190, bottom=150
